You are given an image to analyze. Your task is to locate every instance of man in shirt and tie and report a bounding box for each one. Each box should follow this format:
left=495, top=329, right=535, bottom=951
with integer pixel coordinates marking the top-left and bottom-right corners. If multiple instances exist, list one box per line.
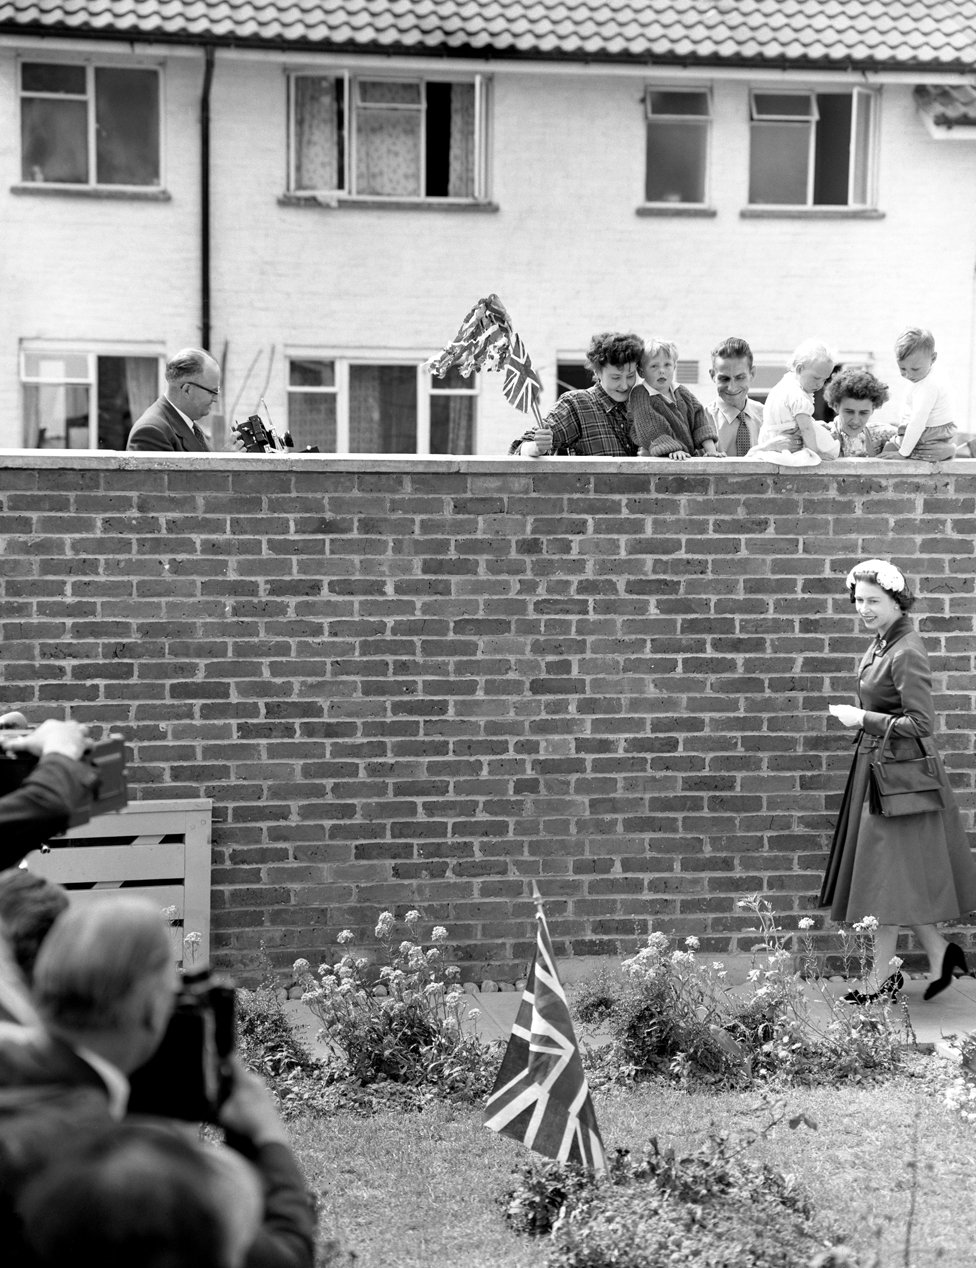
left=704, top=336, right=764, bottom=457
left=126, top=347, right=220, bottom=452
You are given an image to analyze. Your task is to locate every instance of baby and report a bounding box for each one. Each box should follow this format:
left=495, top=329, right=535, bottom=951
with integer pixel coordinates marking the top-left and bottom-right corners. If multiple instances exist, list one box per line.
left=630, top=339, right=719, bottom=460
left=751, top=340, right=840, bottom=460
left=825, top=368, right=897, bottom=457
left=880, top=327, right=957, bottom=462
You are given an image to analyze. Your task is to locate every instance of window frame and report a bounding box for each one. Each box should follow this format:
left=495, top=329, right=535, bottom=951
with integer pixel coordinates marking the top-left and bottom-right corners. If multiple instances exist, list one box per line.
left=285, top=354, right=480, bottom=454
left=18, top=58, right=164, bottom=191
left=748, top=86, right=878, bottom=209
left=287, top=70, right=489, bottom=202
left=643, top=85, right=712, bottom=207
left=19, top=345, right=164, bottom=449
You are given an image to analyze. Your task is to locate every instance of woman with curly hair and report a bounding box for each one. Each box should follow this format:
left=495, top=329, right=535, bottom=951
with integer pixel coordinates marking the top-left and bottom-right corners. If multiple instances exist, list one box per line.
left=820, top=559, right=976, bottom=1002
left=825, top=367, right=897, bottom=457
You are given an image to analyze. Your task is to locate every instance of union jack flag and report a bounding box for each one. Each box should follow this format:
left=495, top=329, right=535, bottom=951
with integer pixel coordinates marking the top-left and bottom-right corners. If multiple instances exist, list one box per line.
left=483, top=900, right=606, bottom=1172
left=426, top=294, right=543, bottom=424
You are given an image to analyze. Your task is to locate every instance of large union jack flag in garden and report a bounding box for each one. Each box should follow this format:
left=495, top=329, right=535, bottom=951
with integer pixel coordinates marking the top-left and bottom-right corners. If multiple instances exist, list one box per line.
left=426, top=294, right=543, bottom=424
left=483, top=899, right=606, bottom=1172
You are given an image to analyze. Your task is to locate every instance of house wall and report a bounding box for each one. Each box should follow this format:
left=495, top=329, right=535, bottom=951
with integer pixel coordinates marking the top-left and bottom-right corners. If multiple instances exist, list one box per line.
left=3, top=39, right=976, bottom=453
left=2, top=452, right=975, bottom=983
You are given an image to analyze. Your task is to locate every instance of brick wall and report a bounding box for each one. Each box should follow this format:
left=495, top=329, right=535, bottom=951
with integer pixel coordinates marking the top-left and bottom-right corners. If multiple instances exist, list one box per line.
left=2, top=453, right=975, bottom=981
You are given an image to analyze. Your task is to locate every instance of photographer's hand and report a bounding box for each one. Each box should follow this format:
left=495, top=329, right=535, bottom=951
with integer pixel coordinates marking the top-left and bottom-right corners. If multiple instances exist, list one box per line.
left=218, top=1057, right=291, bottom=1148
left=1, top=719, right=89, bottom=761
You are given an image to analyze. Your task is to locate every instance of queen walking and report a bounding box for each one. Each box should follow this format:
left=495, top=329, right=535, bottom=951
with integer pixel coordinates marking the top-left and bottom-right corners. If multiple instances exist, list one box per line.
left=819, top=559, right=976, bottom=1001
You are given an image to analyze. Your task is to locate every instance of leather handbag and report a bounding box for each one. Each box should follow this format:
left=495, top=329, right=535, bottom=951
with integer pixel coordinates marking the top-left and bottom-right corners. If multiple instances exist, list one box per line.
left=868, top=716, right=945, bottom=818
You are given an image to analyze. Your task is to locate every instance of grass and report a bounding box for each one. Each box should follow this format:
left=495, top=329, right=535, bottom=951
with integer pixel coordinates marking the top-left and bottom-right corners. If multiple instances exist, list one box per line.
left=289, top=1057, right=976, bottom=1268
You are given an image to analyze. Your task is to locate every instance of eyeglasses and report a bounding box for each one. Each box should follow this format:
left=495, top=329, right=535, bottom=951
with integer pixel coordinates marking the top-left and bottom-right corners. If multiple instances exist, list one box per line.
left=185, top=381, right=220, bottom=400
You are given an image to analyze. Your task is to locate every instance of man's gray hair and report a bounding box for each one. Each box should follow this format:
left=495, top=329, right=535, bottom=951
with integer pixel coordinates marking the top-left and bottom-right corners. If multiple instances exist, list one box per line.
left=33, top=896, right=173, bottom=1032
left=165, top=348, right=211, bottom=385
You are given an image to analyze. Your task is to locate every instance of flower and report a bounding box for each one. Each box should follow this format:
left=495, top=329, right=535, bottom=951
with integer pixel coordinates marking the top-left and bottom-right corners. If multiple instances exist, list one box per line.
left=293, top=958, right=311, bottom=975
left=853, top=915, right=879, bottom=934
left=183, top=931, right=201, bottom=946
left=336, top=929, right=354, bottom=944
left=468, top=1008, right=481, bottom=1020
left=684, top=936, right=700, bottom=950
left=798, top=917, right=815, bottom=930
left=404, top=910, right=420, bottom=924
left=375, top=912, right=395, bottom=938
left=161, top=905, right=179, bottom=922
left=431, top=926, right=448, bottom=942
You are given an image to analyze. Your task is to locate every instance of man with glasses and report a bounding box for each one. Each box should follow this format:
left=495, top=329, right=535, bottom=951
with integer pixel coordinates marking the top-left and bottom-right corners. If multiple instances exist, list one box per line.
left=126, top=348, right=220, bottom=452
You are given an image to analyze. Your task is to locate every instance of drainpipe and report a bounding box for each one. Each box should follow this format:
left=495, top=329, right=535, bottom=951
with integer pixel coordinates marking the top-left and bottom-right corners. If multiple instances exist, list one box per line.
left=200, top=45, right=215, bottom=350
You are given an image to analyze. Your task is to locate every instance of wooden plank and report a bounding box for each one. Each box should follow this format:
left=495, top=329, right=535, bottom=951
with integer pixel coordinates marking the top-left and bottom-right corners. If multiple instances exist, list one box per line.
left=29, top=842, right=186, bottom=884
left=65, top=884, right=184, bottom=909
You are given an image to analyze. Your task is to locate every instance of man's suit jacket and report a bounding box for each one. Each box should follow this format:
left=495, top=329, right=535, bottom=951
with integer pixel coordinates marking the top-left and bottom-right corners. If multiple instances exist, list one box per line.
left=0, top=1025, right=316, bottom=1268
left=126, top=396, right=211, bottom=452
left=0, top=755, right=96, bottom=870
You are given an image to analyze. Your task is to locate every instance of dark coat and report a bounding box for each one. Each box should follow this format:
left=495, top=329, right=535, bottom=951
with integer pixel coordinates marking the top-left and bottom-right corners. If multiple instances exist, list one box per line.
left=820, top=616, right=976, bottom=924
left=126, top=396, right=211, bottom=452
left=0, top=755, right=96, bottom=869
left=0, top=1025, right=316, bottom=1268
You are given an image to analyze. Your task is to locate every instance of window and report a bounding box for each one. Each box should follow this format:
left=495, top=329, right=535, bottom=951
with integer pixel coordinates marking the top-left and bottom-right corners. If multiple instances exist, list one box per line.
left=645, top=88, right=711, bottom=204
left=289, top=73, right=487, bottom=199
left=21, top=351, right=161, bottom=449
left=749, top=89, right=875, bottom=206
left=20, top=62, right=160, bottom=187
left=287, top=359, right=477, bottom=453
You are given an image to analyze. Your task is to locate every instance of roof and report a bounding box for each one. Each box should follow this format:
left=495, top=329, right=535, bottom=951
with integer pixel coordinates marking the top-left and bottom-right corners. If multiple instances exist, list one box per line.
left=915, top=82, right=976, bottom=123
left=3, top=0, right=976, bottom=71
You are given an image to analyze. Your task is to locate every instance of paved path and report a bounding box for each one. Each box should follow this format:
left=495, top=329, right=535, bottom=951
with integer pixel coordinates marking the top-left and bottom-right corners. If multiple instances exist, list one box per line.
left=284, top=973, right=976, bottom=1060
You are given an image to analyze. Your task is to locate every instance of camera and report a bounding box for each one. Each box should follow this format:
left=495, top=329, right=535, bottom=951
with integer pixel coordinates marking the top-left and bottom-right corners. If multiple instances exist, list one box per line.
left=232, top=413, right=320, bottom=454
left=127, top=967, right=236, bottom=1123
left=0, top=727, right=128, bottom=830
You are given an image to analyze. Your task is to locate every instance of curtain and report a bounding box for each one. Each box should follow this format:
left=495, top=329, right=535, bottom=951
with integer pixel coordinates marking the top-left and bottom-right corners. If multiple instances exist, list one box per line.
left=355, top=82, right=420, bottom=196
left=295, top=77, right=339, bottom=191
left=448, top=83, right=476, bottom=198
left=124, top=357, right=158, bottom=422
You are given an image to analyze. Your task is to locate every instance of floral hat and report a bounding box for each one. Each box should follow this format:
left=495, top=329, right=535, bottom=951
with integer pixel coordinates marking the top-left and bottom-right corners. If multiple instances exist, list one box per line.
left=845, top=558, right=906, bottom=594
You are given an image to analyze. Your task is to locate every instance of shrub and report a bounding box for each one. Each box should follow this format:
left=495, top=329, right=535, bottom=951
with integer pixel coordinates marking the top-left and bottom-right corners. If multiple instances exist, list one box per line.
left=573, top=897, right=907, bottom=1091
left=502, top=1131, right=859, bottom=1268
left=294, top=910, right=499, bottom=1102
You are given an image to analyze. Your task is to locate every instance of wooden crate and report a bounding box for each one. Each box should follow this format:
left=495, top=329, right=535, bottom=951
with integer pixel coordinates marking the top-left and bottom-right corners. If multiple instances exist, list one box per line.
left=25, top=798, right=212, bottom=968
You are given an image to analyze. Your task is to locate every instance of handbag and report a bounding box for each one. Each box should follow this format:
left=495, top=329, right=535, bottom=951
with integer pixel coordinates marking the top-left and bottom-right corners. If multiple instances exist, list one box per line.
left=868, top=716, right=945, bottom=818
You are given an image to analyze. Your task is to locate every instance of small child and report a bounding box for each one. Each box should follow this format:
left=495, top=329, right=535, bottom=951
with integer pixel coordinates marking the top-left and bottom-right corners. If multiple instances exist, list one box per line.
left=751, top=340, right=840, bottom=460
left=630, top=339, right=719, bottom=460
left=880, top=327, right=956, bottom=462
left=825, top=368, right=897, bottom=457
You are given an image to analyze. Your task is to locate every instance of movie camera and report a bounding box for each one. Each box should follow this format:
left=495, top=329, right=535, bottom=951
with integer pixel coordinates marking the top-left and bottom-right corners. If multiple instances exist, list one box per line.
left=0, top=720, right=128, bottom=829
left=232, top=404, right=319, bottom=454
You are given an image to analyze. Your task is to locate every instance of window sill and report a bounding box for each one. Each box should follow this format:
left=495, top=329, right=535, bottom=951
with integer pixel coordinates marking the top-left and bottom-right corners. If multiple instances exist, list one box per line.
left=11, top=184, right=171, bottom=201
left=636, top=204, right=717, bottom=218
left=278, top=193, right=499, bottom=213
left=740, top=206, right=884, bottom=220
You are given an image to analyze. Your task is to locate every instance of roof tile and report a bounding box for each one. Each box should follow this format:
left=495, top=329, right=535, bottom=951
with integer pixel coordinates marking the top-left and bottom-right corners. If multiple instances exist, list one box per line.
left=2, top=0, right=976, bottom=68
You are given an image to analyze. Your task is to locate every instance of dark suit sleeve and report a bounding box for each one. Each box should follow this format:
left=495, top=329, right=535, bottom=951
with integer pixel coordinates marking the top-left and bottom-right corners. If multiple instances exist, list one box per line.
left=0, top=756, right=96, bottom=867
left=237, top=1141, right=317, bottom=1268
left=126, top=419, right=177, bottom=451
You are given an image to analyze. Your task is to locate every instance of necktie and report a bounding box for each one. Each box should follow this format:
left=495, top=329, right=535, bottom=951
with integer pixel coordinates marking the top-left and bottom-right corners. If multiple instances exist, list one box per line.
left=734, top=411, right=751, bottom=456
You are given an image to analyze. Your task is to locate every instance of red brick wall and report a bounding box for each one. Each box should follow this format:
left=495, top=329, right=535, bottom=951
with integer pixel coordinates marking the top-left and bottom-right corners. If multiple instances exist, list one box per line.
left=2, top=454, right=975, bottom=981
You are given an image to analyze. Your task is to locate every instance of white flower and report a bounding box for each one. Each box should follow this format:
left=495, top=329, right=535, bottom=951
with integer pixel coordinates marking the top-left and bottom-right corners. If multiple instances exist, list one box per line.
left=468, top=1008, right=481, bottom=1020
left=183, top=931, right=201, bottom=946
left=853, top=915, right=879, bottom=933
left=293, top=958, right=311, bottom=975
left=747, top=968, right=762, bottom=982
left=889, top=955, right=904, bottom=970
left=404, top=910, right=421, bottom=924
left=846, top=559, right=905, bottom=594
left=336, top=929, right=355, bottom=944
left=375, top=912, right=395, bottom=937
left=684, top=936, right=700, bottom=950
left=798, top=917, right=815, bottom=930
left=431, top=926, right=448, bottom=942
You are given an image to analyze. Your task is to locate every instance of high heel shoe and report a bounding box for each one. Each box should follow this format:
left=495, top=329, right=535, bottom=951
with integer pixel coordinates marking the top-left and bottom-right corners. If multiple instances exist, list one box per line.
left=923, top=942, right=969, bottom=1000
left=842, top=971, right=904, bottom=1005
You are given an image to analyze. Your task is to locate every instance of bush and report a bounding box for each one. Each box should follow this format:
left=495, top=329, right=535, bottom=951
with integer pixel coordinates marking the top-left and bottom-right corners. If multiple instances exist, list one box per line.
left=294, top=910, right=499, bottom=1103
left=503, top=1131, right=859, bottom=1268
left=573, top=898, right=907, bottom=1091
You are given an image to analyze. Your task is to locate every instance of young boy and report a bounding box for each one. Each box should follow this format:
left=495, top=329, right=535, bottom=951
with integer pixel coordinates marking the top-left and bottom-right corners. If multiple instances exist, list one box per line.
left=630, top=339, right=719, bottom=459
left=880, top=327, right=957, bottom=461
left=510, top=331, right=643, bottom=457
left=704, top=336, right=764, bottom=456
left=751, top=340, right=840, bottom=460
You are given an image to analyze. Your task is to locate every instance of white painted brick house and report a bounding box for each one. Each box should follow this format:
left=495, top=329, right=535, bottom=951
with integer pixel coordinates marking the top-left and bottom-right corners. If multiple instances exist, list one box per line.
left=1, top=0, right=975, bottom=455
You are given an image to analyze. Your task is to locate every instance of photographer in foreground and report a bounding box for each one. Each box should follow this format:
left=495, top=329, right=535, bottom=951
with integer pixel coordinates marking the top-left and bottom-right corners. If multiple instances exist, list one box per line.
left=0, top=718, right=95, bottom=866
left=0, top=897, right=316, bottom=1268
